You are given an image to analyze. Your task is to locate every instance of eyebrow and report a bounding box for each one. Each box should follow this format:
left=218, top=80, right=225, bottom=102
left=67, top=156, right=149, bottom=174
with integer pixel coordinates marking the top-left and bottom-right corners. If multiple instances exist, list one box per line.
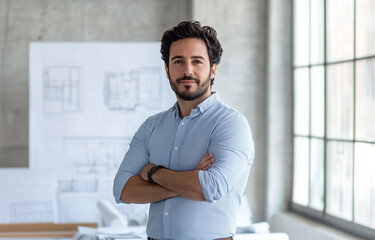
left=171, top=55, right=206, bottom=61
left=192, top=56, right=205, bottom=60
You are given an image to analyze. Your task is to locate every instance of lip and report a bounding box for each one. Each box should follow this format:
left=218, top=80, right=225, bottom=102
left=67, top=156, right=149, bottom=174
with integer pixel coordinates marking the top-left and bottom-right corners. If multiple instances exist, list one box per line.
left=179, top=80, right=197, bottom=85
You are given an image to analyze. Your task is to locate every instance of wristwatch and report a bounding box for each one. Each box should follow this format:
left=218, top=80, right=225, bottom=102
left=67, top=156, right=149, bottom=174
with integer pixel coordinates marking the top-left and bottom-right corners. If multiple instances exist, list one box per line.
left=147, top=165, right=165, bottom=184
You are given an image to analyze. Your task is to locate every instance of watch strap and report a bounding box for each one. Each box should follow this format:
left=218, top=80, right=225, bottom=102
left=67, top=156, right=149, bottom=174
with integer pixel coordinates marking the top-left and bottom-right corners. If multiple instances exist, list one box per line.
left=147, top=165, right=165, bottom=184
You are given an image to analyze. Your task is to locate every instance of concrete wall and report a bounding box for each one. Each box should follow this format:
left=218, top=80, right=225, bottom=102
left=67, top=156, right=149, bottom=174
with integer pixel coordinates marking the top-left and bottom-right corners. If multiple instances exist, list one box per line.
left=266, top=0, right=293, bottom=220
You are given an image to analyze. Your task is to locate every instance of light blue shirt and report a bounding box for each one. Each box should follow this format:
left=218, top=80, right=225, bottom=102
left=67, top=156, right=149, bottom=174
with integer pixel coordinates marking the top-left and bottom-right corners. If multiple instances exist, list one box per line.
left=113, top=92, right=254, bottom=240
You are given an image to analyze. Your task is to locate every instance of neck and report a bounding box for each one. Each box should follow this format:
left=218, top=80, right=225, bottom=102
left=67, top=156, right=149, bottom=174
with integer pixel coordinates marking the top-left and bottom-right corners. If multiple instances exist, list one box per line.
left=177, top=91, right=212, bottom=119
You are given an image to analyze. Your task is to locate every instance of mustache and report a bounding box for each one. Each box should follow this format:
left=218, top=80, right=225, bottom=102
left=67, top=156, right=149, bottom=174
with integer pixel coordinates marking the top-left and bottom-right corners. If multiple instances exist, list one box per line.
left=176, top=75, right=200, bottom=84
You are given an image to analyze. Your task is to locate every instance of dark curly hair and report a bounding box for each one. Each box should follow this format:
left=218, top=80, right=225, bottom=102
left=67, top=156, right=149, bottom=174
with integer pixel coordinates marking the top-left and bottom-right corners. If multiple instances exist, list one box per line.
left=160, top=20, right=223, bottom=86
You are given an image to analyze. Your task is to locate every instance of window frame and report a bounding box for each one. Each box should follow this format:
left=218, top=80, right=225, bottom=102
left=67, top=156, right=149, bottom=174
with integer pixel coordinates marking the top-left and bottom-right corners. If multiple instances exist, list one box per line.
left=291, top=0, right=375, bottom=239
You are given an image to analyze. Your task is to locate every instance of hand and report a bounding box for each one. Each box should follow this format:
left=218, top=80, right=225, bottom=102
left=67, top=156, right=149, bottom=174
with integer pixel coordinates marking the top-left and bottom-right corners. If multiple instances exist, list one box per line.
left=195, top=153, right=214, bottom=171
left=139, top=163, right=155, bottom=182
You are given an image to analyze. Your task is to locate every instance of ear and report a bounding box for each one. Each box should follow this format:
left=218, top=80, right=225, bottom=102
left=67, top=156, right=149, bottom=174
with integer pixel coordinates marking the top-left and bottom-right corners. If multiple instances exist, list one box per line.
left=210, top=64, right=218, bottom=80
left=165, top=63, right=169, bottom=79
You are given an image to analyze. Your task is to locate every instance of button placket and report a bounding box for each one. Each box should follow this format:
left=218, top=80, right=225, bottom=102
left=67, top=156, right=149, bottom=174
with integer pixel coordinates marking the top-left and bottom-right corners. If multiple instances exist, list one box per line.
left=170, top=119, right=189, bottom=170
left=164, top=118, right=191, bottom=238
left=163, top=200, right=172, bottom=238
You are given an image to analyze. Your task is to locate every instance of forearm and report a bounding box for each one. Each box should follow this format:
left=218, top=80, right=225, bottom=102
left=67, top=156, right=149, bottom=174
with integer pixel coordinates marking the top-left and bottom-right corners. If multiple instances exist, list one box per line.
left=152, top=168, right=206, bottom=201
left=121, top=175, right=178, bottom=204
left=136, top=154, right=213, bottom=202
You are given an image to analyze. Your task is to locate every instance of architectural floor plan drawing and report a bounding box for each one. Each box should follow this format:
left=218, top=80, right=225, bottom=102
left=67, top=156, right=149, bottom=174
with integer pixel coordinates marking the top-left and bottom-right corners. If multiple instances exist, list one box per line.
left=63, top=137, right=130, bottom=174
left=43, top=66, right=82, bottom=116
left=105, top=67, right=162, bottom=111
left=0, top=169, right=58, bottom=223
left=105, top=71, right=139, bottom=110
left=58, top=178, right=98, bottom=193
left=0, top=42, right=178, bottom=224
left=11, top=201, right=54, bottom=223
left=57, top=178, right=100, bottom=222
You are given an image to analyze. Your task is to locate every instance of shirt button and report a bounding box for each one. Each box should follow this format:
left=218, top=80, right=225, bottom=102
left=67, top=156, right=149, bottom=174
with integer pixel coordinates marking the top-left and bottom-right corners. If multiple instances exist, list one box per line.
left=194, top=109, right=197, bottom=112
left=181, top=122, right=184, bottom=125
left=165, top=212, right=169, bottom=216
left=174, top=146, right=178, bottom=151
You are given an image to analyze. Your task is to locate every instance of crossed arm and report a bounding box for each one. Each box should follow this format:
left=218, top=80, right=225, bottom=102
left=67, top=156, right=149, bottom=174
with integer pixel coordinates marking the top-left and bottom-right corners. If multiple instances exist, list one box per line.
left=120, top=153, right=214, bottom=204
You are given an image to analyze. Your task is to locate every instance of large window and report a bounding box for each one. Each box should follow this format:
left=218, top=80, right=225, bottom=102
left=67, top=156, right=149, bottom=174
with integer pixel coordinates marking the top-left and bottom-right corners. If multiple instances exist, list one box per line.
left=292, top=0, right=375, bottom=238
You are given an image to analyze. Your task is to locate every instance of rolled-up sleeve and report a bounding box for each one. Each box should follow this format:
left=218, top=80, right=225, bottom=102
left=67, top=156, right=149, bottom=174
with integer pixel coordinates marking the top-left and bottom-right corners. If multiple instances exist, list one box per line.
left=198, top=112, right=254, bottom=203
left=113, top=120, right=150, bottom=203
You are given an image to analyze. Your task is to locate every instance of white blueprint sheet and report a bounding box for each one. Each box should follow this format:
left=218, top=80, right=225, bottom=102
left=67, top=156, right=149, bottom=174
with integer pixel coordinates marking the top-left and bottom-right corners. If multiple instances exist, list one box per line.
left=0, top=42, right=175, bottom=223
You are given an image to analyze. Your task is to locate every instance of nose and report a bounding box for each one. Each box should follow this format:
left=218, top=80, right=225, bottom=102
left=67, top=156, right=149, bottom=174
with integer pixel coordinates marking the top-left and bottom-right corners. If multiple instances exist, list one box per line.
left=183, top=62, right=193, bottom=76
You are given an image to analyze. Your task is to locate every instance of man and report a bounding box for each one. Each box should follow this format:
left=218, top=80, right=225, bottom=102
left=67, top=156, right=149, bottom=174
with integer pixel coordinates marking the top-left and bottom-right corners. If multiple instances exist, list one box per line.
left=113, top=20, right=254, bottom=240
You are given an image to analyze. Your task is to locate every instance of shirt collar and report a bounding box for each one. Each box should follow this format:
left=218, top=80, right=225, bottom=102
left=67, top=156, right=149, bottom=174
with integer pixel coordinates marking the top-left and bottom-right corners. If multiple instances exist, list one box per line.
left=196, top=92, right=220, bottom=113
left=172, top=92, right=220, bottom=119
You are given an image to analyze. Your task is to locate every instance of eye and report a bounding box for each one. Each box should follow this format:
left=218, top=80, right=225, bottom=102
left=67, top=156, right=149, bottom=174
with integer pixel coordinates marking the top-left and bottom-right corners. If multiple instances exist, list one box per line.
left=173, top=60, right=182, bottom=64
left=193, top=60, right=202, bottom=64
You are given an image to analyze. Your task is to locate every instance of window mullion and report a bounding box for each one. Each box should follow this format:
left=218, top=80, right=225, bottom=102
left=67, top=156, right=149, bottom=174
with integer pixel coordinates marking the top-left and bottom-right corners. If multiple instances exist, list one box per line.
left=352, top=0, right=357, bottom=224
left=323, top=0, right=328, bottom=219
left=308, top=0, right=312, bottom=208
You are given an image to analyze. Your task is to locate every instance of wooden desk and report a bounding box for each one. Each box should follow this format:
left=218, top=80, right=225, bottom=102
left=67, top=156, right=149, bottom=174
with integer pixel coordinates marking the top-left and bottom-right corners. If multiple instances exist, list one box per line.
left=0, top=222, right=97, bottom=238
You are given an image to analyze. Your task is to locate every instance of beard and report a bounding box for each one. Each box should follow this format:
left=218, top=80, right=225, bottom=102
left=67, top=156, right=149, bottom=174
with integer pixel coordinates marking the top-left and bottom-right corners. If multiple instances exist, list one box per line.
left=169, top=72, right=212, bottom=101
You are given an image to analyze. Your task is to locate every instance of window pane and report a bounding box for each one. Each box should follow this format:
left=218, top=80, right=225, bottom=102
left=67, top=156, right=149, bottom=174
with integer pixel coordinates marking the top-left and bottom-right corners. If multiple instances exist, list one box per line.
left=354, top=143, right=375, bottom=228
left=311, top=0, right=325, bottom=64
left=294, top=68, right=310, bottom=135
left=293, top=137, right=309, bottom=206
left=327, top=141, right=353, bottom=220
left=327, top=0, right=354, bottom=62
left=356, top=0, right=375, bottom=58
left=311, top=66, right=325, bottom=137
left=294, top=0, right=309, bottom=66
left=356, top=58, right=375, bottom=141
left=310, top=138, right=324, bottom=210
left=327, top=63, right=354, bottom=139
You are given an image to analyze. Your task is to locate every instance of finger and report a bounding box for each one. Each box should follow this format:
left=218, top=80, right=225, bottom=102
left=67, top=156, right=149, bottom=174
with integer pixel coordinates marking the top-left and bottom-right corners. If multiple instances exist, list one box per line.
left=204, top=157, right=214, bottom=165
left=201, top=154, right=211, bottom=161
left=196, top=154, right=214, bottom=170
left=196, top=161, right=209, bottom=170
left=195, top=162, right=205, bottom=170
left=202, top=163, right=213, bottom=171
left=205, top=153, right=213, bottom=159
